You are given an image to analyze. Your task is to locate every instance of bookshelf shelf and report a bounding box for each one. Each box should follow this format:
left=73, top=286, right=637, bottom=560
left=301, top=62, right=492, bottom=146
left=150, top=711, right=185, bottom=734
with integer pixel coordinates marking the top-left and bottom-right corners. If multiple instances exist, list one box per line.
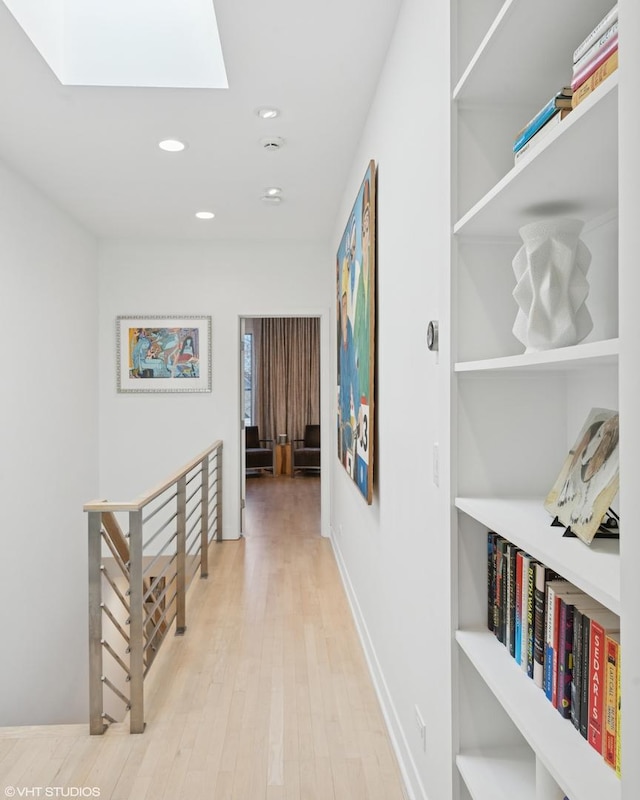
left=450, top=1, right=625, bottom=797
left=456, top=497, right=620, bottom=614
left=455, top=338, right=619, bottom=374
left=457, top=747, right=535, bottom=800
left=456, top=630, right=621, bottom=800
left=454, top=77, right=618, bottom=238
left=453, top=0, right=613, bottom=105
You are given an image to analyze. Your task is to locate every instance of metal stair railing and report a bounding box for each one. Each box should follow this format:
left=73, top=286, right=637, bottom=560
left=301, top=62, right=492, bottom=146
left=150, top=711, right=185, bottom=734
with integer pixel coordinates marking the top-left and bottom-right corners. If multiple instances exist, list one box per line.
left=84, top=440, right=223, bottom=734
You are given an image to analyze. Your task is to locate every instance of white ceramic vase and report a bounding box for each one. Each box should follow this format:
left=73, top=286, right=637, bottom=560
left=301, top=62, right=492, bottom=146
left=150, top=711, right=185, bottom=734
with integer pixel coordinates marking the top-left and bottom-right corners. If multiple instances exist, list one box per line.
left=512, top=217, right=593, bottom=353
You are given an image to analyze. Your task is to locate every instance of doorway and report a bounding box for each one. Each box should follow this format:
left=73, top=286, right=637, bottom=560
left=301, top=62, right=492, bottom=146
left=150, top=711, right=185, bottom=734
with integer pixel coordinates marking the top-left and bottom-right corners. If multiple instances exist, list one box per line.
left=239, top=315, right=325, bottom=537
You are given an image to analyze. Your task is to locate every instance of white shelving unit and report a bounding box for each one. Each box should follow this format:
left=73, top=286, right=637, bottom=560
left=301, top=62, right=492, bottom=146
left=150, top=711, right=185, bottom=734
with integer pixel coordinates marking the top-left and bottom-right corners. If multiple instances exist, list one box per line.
left=450, top=1, right=627, bottom=799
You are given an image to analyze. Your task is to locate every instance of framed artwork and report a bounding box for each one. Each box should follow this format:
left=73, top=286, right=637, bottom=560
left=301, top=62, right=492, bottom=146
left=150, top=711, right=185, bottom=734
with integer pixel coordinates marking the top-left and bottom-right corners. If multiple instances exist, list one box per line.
left=336, top=160, right=376, bottom=504
left=117, top=315, right=212, bottom=393
left=544, top=407, right=620, bottom=545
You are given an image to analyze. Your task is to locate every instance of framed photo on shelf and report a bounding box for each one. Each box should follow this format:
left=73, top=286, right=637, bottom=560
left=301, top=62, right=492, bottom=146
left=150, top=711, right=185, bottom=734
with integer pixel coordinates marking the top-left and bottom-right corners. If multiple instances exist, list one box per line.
left=544, top=407, right=620, bottom=545
left=336, top=160, right=376, bottom=504
left=116, top=315, right=212, bottom=393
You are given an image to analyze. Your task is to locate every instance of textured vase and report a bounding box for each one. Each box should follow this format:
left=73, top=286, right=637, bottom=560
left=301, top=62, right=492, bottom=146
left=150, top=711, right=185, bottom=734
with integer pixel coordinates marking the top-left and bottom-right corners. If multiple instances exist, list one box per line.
left=512, top=217, right=593, bottom=353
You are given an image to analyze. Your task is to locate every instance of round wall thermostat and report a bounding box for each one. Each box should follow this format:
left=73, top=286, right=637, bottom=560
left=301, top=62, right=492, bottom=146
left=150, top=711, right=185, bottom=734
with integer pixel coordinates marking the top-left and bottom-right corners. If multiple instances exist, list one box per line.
left=427, top=320, right=439, bottom=351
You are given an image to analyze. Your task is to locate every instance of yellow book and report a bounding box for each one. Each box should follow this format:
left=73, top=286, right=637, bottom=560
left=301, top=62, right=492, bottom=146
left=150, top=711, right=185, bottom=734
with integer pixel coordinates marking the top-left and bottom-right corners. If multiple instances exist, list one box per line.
left=572, top=49, right=618, bottom=109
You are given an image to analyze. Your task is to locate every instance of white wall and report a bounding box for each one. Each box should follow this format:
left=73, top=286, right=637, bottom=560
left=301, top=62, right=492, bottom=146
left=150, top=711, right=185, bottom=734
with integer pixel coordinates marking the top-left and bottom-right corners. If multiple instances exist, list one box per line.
left=329, top=1, right=452, bottom=798
left=0, top=158, right=99, bottom=726
left=97, top=240, right=332, bottom=538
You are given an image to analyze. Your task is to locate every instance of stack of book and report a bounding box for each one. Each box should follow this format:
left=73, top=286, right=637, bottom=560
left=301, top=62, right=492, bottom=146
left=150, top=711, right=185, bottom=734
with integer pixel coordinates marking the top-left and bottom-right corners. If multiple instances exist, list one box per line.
left=513, top=88, right=573, bottom=164
left=571, top=4, right=619, bottom=109
left=512, top=4, right=619, bottom=164
left=487, top=531, right=622, bottom=776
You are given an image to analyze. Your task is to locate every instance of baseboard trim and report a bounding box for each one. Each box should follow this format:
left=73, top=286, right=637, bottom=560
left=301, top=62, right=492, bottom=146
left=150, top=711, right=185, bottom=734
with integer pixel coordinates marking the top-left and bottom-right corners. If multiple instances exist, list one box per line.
left=329, top=532, right=427, bottom=800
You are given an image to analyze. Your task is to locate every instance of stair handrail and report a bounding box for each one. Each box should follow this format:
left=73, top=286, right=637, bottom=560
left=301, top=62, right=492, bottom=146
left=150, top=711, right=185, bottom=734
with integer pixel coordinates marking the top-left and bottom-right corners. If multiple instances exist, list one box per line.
left=84, top=439, right=223, bottom=734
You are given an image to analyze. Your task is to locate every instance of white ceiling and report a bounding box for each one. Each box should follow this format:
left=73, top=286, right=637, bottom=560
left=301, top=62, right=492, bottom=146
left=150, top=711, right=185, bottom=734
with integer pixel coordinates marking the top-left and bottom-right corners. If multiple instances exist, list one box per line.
left=0, top=0, right=403, bottom=242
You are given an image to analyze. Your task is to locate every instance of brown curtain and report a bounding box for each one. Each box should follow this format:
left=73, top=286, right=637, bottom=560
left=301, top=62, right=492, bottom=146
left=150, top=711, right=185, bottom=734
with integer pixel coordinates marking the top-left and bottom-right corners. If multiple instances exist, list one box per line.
left=256, top=317, right=320, bottom=444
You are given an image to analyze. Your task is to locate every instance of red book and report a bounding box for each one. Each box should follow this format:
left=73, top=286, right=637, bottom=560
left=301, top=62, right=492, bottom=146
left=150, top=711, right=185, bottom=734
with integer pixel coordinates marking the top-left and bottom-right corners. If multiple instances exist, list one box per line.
left=587, top=608, right=620, bottom=754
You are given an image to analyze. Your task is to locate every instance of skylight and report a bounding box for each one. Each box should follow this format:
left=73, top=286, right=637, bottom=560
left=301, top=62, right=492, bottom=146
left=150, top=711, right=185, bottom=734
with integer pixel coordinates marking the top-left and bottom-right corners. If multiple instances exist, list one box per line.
left=3, top=0, right=228, bottom=89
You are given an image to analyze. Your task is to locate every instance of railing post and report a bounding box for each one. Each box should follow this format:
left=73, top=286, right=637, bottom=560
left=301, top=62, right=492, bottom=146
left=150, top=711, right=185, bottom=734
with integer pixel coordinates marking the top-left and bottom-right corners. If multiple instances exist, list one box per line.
left=128, top=509, right=145, bottom=733
left=216, top=443, right=223, bottom=542
left=200, top=455, right=209, bottom=579
left=88, top=511, right=106, bottom=735
left=176, top=475, right=187, bottom=635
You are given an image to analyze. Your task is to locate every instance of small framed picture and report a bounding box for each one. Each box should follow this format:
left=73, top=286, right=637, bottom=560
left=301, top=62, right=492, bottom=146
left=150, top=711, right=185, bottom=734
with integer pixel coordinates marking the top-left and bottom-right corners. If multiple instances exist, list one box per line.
left=116, top=315, right=212, bottom=393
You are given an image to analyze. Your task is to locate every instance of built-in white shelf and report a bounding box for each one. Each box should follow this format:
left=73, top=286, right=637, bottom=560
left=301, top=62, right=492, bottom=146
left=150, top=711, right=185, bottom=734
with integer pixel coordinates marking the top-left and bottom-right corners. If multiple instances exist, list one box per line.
left=454, top=77, right=618, bottom=238
left=455, top=338, right=619, bottom=374
left=456, top=497, right=620, bottom=614
left=456, top=630, right=621, bottom=800
left=457, top=747, right=535, bottom=800
left=453, top=0, right=612, bottom=104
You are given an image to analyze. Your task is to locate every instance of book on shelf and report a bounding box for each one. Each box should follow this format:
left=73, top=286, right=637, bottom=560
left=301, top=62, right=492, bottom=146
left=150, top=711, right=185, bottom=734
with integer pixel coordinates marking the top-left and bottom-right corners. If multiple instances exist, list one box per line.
left=571, top=33, right=618, bottom=92
left=571, top=600, right=605, bottom=734
left=572, top=20, right=618, bottom=77
left=556, top=593, right=598, bottom=719
left=543, top=580, right=582, bottom=705
left=513, top=88, right=573, bottom=154
left=487, top=531, right=498, bottom=631
left=616, top=646, right=622, bottom=777
left=526, top=560, right=537, bottom=678
left=571, top=49, right=618, bottom=109
left=519, top=551, right=533, bottom=673
left=506, top=542, right=518, bottom=657
left=586, top=607, right=620, bottom=754
left=495, top=537, right=508, bottom=644
left=533, top=564, right=560, bottom=690
left=604, top=632, right=620, bottom=771
left=572, top=3, right=618, bottom=64
left=514, top=549, right=524, bottom=665
left=514, top=108, right=571, bottom=164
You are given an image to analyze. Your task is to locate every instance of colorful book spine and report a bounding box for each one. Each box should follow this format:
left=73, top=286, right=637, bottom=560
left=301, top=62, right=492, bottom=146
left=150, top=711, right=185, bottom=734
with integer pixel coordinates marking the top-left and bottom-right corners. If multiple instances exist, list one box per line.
left=513, top=94, right=569, bottom=154
left=587, top=610, right=620, bottom=753
left=533, top=563, right=550, bottom=689
left=557, top=598, right=576, bottom=718
left=506, top=542, right=517, bottom=657
left=604, top=633, right=620, bottom=770
left=571, top=49, right=618, bottom=109
left=514, top=109, right=571, bottom=164
left=515, top=549, right=523, bottom=664
left=571, top=606, right=585, bottom=731
left=544, top=581, right=565, bottom=701
left=520, top=553, right=532, bottom=674
left=487, top=532, right=497, bottom=632
left=571, top=34, right=618, bottom=92
left=616, top=646, right=622, bottom=777
left=572, top=4, right=618, bottom=64
left=572, top=20, right=618, bottom=76
left=580, top=617, right=592, bottom=738
left=526, top=561, right=536, bottom=678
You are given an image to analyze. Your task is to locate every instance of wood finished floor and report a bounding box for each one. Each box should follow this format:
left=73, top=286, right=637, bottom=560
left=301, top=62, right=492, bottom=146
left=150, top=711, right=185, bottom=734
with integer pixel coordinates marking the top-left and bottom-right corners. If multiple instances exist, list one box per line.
left=0, top=475, right=407, bottom=799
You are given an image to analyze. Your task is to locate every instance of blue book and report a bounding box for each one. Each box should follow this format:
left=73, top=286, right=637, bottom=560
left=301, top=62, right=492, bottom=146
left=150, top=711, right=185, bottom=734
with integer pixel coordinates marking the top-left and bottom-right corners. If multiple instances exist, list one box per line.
left=513, top=90, right=572, bottom=153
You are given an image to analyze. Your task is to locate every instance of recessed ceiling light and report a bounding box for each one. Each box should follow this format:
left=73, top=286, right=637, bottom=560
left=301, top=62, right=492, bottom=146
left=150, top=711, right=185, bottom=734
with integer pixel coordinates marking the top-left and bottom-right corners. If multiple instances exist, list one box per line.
left=195, top=211, right=215, bottom=219
left=256, top=107, right=280, bottom=119
left=265, top=187, right=282, bottom=197
left=261, top=195, right=282, bottom=204
left=158, top=139, right=186, bottom=152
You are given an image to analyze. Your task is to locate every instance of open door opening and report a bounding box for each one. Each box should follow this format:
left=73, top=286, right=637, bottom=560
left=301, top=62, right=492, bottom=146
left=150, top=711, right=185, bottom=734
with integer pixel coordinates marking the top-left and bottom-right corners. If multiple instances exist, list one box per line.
left=239, top=315, right=322, bottom=537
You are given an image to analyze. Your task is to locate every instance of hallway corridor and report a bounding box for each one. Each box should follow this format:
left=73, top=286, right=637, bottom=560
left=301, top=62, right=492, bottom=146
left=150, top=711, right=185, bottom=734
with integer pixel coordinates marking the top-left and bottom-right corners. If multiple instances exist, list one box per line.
left=0, top=476, right=407, bottom=799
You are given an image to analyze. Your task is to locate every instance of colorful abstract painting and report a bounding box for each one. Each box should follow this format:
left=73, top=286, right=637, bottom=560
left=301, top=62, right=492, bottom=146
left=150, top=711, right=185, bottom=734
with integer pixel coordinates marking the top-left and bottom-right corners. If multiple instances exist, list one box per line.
left=117, top=316, right=212, bottom=393
left=336, top=161, right=376, bottom=503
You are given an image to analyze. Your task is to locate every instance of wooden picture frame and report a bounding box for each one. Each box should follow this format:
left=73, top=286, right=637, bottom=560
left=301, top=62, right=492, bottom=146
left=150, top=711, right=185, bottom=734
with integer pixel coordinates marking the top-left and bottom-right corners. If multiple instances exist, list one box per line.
left=336, top=161, right=376, bottom=503
left=117, top=315, right=212, bottom=393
